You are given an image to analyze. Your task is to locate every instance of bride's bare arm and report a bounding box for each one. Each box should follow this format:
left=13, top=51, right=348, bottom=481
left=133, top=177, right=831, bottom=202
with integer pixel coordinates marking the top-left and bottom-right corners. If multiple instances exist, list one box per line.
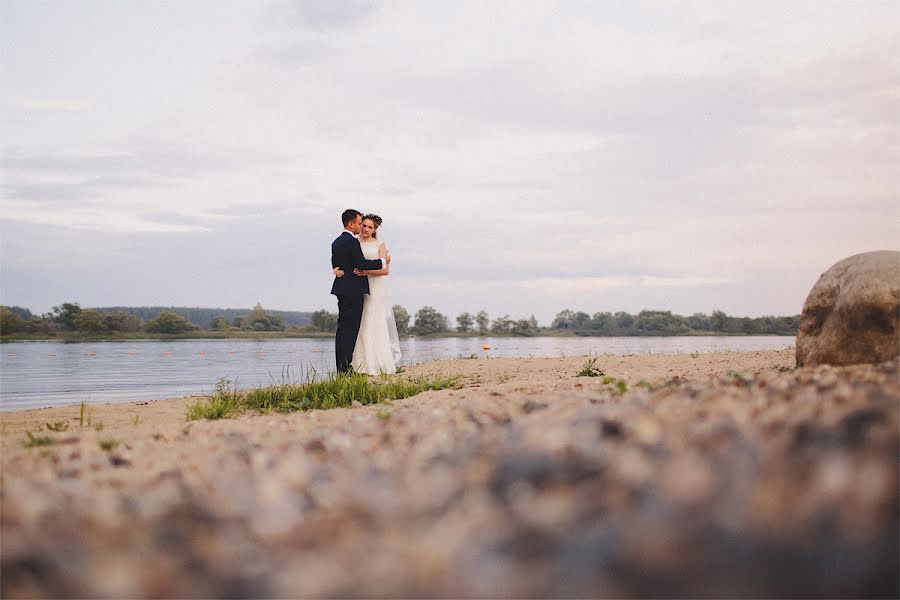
left=356, top=243, right=391, bottom=277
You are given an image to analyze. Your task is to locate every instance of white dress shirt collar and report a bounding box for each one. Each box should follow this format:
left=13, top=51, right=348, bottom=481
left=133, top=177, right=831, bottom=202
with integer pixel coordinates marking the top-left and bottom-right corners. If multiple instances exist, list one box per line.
left=342, top=229, right=359, bottom=239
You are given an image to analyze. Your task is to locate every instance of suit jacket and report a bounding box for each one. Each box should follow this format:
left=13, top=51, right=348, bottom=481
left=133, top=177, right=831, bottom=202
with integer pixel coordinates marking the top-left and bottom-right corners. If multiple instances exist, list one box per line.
left=331, top=231, right=384, bottom=296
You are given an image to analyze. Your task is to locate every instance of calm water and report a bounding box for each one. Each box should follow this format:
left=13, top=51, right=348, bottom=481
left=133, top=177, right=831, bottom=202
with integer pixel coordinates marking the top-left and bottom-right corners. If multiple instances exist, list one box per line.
left=0, top=336, right=795, bottom=411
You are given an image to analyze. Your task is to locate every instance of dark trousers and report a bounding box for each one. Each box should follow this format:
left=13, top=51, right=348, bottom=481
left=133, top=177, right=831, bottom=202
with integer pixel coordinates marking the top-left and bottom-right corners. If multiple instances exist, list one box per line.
left=335, top=293, right=365, bottom=373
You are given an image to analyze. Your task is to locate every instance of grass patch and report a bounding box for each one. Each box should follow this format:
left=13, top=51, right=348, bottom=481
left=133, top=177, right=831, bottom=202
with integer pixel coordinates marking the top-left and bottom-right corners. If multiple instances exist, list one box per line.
left=46, top=421, right=69, bottom=432
left=577, top=356, right=604, bottom=377
left=600, top=374, right=629, bottom=395
left=24, top=432, right=54, bottom=448
left=98, top=437, right=120, bottom=451
left=187, top=371, right=459, bottom=421
left=78, top=400, right=95, bottom=428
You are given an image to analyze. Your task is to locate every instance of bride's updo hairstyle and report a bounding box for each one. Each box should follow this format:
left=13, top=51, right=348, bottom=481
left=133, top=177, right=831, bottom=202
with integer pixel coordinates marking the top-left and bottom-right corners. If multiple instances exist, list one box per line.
left=362, top=213, right=382, bottom=239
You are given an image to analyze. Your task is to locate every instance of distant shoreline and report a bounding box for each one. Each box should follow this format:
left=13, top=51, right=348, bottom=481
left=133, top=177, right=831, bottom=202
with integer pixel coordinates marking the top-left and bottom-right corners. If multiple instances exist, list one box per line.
left=0, top=331, right=796, bottom=343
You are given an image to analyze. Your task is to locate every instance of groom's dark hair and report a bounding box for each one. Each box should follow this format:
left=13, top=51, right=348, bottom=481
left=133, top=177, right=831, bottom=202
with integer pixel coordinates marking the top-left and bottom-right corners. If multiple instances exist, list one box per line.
left=341, top=209, right=362, bottom=226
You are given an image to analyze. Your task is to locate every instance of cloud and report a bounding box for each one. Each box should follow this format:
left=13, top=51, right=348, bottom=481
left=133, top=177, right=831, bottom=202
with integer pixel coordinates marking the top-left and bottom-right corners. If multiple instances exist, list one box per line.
left=264, top=0, right=379, bottom=31
left=1, top=94, right=89, bottom=115
left=1, top=1, right=897, bottom=320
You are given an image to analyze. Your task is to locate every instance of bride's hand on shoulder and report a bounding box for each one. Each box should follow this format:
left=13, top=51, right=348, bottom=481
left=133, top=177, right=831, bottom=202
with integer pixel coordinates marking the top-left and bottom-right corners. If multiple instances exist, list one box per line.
left=333, top=267, right=344, bottom=278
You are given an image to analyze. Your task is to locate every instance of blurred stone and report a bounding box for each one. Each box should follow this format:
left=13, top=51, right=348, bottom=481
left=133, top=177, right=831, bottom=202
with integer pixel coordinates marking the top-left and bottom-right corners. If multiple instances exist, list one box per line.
left=797, top=251, right=900, bottom=367
left=1, top=359, right=898, bottom=599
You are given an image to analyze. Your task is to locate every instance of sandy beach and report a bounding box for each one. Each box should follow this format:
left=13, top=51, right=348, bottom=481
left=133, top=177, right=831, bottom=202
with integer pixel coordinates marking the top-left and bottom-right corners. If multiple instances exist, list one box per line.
left=2, top=348, right=897, bottom=597
left=0, top=349, right=793, bottom=447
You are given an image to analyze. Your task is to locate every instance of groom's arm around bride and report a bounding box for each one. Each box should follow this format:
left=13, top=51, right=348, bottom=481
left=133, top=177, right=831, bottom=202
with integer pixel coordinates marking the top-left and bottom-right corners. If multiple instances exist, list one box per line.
left=330, top=208, right=389, bottom=373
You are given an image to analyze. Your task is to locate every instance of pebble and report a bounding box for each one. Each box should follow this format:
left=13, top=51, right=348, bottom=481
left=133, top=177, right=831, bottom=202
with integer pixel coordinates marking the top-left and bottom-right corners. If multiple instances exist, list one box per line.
left=1, top=360, right=897, bottom=598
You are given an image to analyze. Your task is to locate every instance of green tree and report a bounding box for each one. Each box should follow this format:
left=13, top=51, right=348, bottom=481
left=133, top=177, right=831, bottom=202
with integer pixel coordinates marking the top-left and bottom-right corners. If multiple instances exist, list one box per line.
left=591, top=312, right=614, bottom=333
left=552, top=309, right=575, bottom=329
left=393, top=305, right=411, bottom=334
left=688, top=312, right=711, bottom=331
left=102, top=311, right=132, bottom=332
left=456, top=312, right=474, bottom=333
left=145, top=311, right=199, bottom=334
left=475, top=310, right=490, bottom=334
left=25, top=316, right=54, bottom=334
left=8, top=306, right=33, bottom=319
left=241, top=303, right=286, bottom=331
left=412, top=306, right=448, bottom=335
left=0, top=306, right=25, bottom=334
left=210, top=316, right=229, bottom=331
left=51, top=303, right=82, bottom=330
left=491, top=315, right=514, bottom=334
left=310, top=309, right=338, bottom=333
left=710, top=310, right=728, bottom=332
left=614, top=312, right=634, bottom=331
left=511, top=316, right=539, bottom=336
left=122, top=315, right=142, bottom=332
left=572, top=311, right=591, bottom=330
left=73, top=310, right=106, bottom=332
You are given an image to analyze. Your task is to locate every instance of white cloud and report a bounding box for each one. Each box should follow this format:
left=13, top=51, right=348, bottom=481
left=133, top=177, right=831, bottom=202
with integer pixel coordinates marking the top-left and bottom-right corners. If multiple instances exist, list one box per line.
left=0, top=0, right=897, bottom=320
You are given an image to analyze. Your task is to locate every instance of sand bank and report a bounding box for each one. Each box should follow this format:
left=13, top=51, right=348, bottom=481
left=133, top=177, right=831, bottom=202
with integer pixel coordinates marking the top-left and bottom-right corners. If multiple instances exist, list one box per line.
left=3, top=348, right=897, bottom=597
left=1, top=349, right=794, bottom=449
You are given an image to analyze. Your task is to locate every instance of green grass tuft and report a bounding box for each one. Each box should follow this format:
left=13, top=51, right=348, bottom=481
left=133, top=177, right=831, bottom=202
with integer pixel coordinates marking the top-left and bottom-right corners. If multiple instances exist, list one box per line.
left=46, top=421, right=69, bottom=432
left=79, top=400, right=90, bottom=427
left=24, top=432, right=54, bottom=448
left=576, top=356, right=604, bottom=377
left=98, top=437, right=120, bottom=451
left=187, top=371, right=459, bottom=421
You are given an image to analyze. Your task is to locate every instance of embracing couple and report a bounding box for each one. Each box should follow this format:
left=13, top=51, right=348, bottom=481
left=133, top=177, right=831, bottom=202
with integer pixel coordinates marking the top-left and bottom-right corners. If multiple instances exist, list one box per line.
left=330, top=209, right=402, bottom=375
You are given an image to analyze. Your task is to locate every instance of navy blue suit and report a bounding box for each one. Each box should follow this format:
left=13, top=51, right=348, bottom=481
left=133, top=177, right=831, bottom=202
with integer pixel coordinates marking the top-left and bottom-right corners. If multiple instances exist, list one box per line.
left=331, top=231, right=384, bottom=373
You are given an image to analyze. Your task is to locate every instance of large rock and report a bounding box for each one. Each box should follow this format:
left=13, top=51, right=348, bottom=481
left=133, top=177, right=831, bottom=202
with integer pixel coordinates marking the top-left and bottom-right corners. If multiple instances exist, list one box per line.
left=797, top=251, right=900, bottom=367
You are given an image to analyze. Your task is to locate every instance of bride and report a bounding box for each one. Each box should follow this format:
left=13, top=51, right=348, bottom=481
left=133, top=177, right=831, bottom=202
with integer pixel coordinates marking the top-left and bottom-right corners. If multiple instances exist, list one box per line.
left=333, top=214, right=402, bottom=375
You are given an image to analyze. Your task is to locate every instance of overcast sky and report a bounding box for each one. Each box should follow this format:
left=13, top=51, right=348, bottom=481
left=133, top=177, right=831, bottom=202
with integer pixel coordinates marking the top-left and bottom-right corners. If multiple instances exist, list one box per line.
left=2, top=1, right=898, bottom=323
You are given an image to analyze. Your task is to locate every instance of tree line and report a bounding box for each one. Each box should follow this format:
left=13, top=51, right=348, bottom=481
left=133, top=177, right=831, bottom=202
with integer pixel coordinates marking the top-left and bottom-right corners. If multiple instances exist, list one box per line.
left=0, top=303, right=313, bottom=335
left=304, top=306, right=541, bottom=336
left=1, top=302, right=799, bottom=337
left=306, top=306, right=798, bottom=337
left=550, top=309, right=798, bottom=336
left=93, top=306, right=313, bottom=328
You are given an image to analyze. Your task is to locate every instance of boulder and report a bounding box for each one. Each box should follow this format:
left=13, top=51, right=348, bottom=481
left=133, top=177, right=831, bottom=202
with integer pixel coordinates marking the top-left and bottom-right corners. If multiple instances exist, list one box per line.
left=797, top=251, right=899, bottom=366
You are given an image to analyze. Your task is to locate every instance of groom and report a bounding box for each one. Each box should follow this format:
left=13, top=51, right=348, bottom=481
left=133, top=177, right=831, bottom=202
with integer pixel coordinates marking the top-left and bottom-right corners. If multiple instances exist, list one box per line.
left=331, top=209, right=389, bottom=373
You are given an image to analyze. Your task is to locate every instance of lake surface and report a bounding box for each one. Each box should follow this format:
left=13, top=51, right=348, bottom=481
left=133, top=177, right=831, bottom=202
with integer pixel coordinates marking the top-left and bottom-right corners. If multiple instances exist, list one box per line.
left=0, top=336, right=795, bottom=411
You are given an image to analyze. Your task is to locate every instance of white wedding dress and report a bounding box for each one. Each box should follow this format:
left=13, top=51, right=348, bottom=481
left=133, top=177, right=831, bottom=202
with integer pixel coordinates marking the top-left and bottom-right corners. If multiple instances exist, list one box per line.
left=352, top=239, right=402, bottom=375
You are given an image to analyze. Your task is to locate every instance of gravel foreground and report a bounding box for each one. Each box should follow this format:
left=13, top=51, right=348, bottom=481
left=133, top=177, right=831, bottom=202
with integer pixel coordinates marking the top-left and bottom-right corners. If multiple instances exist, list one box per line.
left=2, top=352, right=898, bottom=598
